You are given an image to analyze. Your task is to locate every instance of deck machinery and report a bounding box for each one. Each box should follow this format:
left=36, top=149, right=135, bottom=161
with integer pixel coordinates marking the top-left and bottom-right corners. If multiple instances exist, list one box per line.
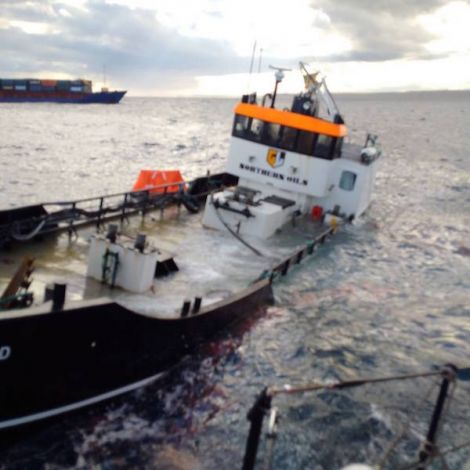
left=203, top=65, right=381, bottom=238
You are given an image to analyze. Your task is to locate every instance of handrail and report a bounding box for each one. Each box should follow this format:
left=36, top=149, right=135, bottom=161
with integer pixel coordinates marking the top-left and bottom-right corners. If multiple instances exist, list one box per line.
left=242, top=364, right=470, bottom=470
left=0, top=173, right=236, bottom=247
left=42, top=181, right=189, bottom=206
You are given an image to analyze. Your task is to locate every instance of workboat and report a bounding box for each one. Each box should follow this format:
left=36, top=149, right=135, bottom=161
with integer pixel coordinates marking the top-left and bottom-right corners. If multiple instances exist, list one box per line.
left=0, top=64, right=381, bottom=431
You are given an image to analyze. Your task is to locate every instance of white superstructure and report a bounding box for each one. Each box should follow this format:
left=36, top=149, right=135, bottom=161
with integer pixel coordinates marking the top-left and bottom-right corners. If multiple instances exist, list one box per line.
left=203, top=65, right=381, bottom=239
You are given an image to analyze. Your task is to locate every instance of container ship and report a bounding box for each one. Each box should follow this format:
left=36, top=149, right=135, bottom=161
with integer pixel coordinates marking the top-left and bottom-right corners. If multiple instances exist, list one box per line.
left=0, top=78, right=126, bottom=104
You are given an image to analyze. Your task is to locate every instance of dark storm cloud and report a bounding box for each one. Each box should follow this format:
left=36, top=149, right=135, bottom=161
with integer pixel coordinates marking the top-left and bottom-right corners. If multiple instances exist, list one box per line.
left=0, top=0, right=248, bottom=91
left=311, top=0, right=452, bottom=62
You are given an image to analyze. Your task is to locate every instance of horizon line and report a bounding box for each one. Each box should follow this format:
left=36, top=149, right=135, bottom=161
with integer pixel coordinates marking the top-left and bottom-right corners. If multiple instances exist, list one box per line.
left=123, top=88, right=470, bottom=99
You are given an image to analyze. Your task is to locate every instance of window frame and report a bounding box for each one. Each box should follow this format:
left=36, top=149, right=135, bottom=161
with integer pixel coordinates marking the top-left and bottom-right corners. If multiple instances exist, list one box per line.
left=339, top=170, right=357, bottom=191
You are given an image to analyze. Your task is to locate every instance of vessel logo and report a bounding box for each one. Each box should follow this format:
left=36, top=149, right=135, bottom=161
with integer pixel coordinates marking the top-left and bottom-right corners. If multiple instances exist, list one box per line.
left=266, top=148, right=285, bottom=169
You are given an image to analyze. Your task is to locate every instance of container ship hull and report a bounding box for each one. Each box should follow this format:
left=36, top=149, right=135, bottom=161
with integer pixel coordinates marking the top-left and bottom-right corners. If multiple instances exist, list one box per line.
left=0, top=90, right=126, bottom=104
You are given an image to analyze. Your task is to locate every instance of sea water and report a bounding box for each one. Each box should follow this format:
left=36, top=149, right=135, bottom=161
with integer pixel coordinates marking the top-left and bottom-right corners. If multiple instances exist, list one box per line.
left=0, top=92, right=469, bottom=469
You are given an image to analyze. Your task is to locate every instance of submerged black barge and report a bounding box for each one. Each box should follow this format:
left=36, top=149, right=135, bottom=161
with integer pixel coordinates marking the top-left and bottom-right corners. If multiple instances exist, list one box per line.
left=0, top=65, right=379, bottom=431
left=0, top=280, right=272, bottom=430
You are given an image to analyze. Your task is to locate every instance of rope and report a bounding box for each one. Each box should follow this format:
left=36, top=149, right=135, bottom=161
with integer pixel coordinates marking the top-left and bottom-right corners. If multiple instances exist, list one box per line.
left=437, top=453, right=450, bottom=470
left=263, top=408, right=279, bottom=470
left=399, top=438, right=470, bottom=470
left=440, top=439, right=470, bottom=457
left=376, top=379, right=437, bottom=469
left=210, top=193, right=264, bottom=257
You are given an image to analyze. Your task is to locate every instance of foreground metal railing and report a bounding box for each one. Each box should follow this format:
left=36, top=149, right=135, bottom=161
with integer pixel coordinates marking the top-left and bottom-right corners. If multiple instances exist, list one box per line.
left=242, top=364, right=470, bottom=470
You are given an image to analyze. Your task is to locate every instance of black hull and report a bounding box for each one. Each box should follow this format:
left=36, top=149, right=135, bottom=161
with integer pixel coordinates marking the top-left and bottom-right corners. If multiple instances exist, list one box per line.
left=0, top=280, right=273, bottom=430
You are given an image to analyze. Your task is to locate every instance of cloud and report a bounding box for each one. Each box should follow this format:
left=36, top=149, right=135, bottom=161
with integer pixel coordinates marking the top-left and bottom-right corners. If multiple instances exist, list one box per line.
left=0, top=1, right=58, bottom=23
left=0, top=0, right=468, bottom=94
left=309, top=0, right=452, bottom=62
left=0, top=0, right=249, bottom=93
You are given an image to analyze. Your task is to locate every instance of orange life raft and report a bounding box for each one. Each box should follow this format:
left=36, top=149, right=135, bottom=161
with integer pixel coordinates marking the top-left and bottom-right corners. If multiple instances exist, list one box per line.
left=132, top=170, right=186, bottom=194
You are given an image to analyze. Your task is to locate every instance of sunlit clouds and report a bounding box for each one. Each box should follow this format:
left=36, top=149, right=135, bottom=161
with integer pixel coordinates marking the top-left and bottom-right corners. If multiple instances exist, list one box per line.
left=0, top=0, right=469, bottom=95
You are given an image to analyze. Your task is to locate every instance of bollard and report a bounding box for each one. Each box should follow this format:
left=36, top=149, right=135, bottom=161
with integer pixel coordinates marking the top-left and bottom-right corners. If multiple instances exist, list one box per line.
left=192, top=297, right=202, bottom=314
left=281, top=259, right=290, bottom=276
left=45, top=283, right=66, bottom=311
left=134, top=233, right=146, bottom=253
left=181, top=300, right=191, bottom=317
left=107, top=224, right=118, bottom=243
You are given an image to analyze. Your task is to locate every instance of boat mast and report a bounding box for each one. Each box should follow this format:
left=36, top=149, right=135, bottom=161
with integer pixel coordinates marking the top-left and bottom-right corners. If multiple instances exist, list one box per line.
left=103, top=64, right=107, bottom=89
left=247, top=40, right=257, bottom=91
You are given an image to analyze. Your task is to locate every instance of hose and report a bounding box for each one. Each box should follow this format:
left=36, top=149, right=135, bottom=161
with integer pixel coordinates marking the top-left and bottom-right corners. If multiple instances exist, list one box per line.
left=210, top=193, right=264, bottom=257
left=179, top=193, right=200, bottom=214
left=10, top=218, right=48, bottom=241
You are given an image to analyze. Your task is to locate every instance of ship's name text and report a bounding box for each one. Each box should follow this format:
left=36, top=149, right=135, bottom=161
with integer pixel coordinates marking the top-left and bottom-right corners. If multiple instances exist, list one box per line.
left=239, top=163, right=308, bottom=186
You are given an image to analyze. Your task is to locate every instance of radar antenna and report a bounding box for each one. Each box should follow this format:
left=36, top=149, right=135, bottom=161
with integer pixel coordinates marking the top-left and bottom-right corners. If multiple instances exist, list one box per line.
left=268, top=65, right=292, bottom=108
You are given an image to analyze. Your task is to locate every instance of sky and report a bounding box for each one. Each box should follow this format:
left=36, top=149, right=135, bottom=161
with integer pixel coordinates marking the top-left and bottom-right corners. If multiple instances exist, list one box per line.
left=1, top=0, right=469, bottom=96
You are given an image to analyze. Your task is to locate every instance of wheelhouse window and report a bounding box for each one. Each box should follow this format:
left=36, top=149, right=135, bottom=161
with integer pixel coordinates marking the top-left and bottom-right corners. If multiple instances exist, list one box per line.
left=339, top=171, right=357, bottom=191
left=233, top=113, right=337, bottom=160
left=233, top=114, right=248, bottom=135
left=250, top=119, right=264, bottom=141
left=233, top=115, right=263, bottom=142
left=278, top=126, right=298, bottom=150
left=333, top=137, right=343, bottom=159
left=262, top=122, right=281, bottom=146
left=296, top=131, right=316, bottom=155
left=314, top=134, right=333, bottom=159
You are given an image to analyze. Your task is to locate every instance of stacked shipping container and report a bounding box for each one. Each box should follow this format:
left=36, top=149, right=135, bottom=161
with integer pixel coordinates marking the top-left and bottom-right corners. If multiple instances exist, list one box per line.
left=0, top=79, right=93, bottom=93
